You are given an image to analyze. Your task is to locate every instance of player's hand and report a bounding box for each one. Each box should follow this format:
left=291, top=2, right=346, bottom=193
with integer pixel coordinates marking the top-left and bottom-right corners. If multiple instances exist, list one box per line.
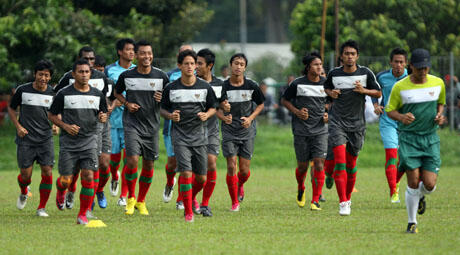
left=64, top=124, right=80, bottom=136
left=52, top=124, right=60, bottom=135
left=434, top=112, right=445, bottom=125
left=17, top=126, right=28, bottom=138
left=353, top=80, right=365, bottom=94
left=323, top=112, right=328, bottom=123
left=154, top=91, right=162, bottom=102
left=223, top=114, right=232, bottom=124
left=197, top=112, right=209, bottom=122
left=171, top=110, right=180, bottom=122
left=330, top=89, right=341, bottom=99
left=126, top=102, right=140, bottom=113
left=240, top=116, right=252, bottom=128
left=113, top=99, right=122, bottom=108
left=107, top=104, right=113, bottom=116
left=373, top=104, right=384, bottom=115
left=99, top=112, right=108, bottom=123
left=401, top=112, right=415, bottom=125
left=295, top=108, right=309, bottom=120
left=221, top=100, right=231, bottom=112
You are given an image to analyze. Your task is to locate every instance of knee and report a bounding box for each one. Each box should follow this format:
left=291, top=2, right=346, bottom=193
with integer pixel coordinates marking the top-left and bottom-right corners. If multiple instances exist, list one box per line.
left=126, top=157, right=137, bottom=168
left=41, top=167, right=53, bottom=177
left=196, top=174, right=206, bottom=184
left=297, top=162, right=308, bottom=173
left=423, top=181, right=436, bottom=191
left=313, top=159, right=324, bottom=172
left=80, top=171, right=93, bottom=182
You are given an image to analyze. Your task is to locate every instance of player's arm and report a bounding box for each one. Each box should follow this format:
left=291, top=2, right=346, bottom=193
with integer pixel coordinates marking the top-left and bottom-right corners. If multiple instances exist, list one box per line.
left=281, top=98, right=308, bottom=120
left=7, top=106, right=28, bottom=137
left=114, top=75, right=139, bottom=112
left=386, top=85, right=414, bottom=125
left=48, top=94, right=80, bottom=136
left=354, top=70, right=382, bottom=98
left=434, top=104, right=445, bottom=125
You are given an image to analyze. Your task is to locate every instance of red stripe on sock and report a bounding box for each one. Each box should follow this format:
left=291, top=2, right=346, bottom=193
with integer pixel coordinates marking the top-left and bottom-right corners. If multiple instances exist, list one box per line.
left=165, top=163, right=176, bottom=187
left=345, top=151, right=358, bottom=201
left=125, top=166, right=138, bottom=199
left=312, top=169, right=325, bottom=203
left=202, top=170, right=217, bottom=207
left=38, top=175, right=52, bottom=209
left=17, top=174, right=31, bottom=195
left=68, top=173, right=79, bottom=193
left=182, top=176, right=193, bottom=216
left=137, top=168, right=154, bottom=202
left=333, top=145, right=347, bottom=202
left=79, top=179, right=93, bottom=217
left=295, top=167, right=307, bottom=191
left=192, top=177, right=205, bottom=200
left=238, top=170, right=250, bottom=187
left=226, top=174, right=238, bottom=205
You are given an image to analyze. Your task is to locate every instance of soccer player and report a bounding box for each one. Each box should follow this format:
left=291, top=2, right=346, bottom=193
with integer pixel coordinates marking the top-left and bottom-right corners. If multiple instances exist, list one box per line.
left=162, top=45, right=193, bottom=210
left=49, top=59, right=108, bottom=225
left=219, top=53, right=265, bottom=212
left=114, top=40, right=169, bottom=215
left=105, top=38, right=136, bottom=205
left=8, top=60, right=55, bottom=217
left=281, top=52, right=328, bottom=211
left=160, top=49, right=217, bottom=222
left=373, top=48, right=408, bottom=203
left=324, top=40, right=381, bottom=216
left=192, top=48, right=224, bottom=217
left=386, top=48, right=445, bottom=234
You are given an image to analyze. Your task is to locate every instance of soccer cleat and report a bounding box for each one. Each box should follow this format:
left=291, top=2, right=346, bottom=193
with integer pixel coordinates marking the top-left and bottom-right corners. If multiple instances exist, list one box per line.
left=319, top=194, right=326, bottom=202
left=27, top=186, right=32, bottom=197
left=185, top=214, right=194, bottom=223
left=135, top=201, right=149, bottom=215
left=110, top=171, right=120, bottom=197
left=36, top=208, right=49, bottom=217
left=56, top=190, right=66, bottom=211
left=192, top=199, right=201, bottom=214
left=296, top=189, right=306, bottom=208
left=77, top=215, right=89, bottom=225
left=310, top=201, right=322, bottom=211
left=325, top=175, right=334, bottom=189
left=406, top=223, right=418, bottom=234
left=391, top=192, right=400, bottom=203
left=163, top=177, right=176, bottom=203
left=395, top=181, right=400, bottom=194
left=86, top=210, right=98, bottom=219
left=237, top=185, right=245, bottom=202
left=418, top=196, right=426, bottom=215
left=117, top=196, right=127, bottom=206
left=230, top=203, right=240, bottom=212
left=339, top=201, right=350, bottom=216
left=125, top=197, right=136, bottom=215
left=176, top=201, right=184, bottom=210
left=200, top=206, right=213, bottom=217
left=96, top=192, right=107, bottom=209
left=65, top=191, right=75, bottom=209
left=17, top=194, right=28, bottom=210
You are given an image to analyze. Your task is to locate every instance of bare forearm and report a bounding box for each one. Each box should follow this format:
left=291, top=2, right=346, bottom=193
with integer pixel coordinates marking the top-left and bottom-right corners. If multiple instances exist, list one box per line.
left=387, top=110, right=403, bottom=122
left=160, top=108, right=172, bottom=120
left=364, top=89, right=382, bottom=98
left=249, top=104, right=264, bottom=120
left=114, top=91, right=127, bottom=105
left=437, top=104, right=444, bottom=115
left=48, top=113, right=67, bottom=129
left=281, top=98, right=299, bottom=115
left=7, top=107, right=21, bottom=129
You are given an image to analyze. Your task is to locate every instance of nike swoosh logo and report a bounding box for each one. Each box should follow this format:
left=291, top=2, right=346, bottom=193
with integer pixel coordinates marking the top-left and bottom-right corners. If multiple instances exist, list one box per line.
left=27, top=99, right=32, bottom=102
left=71, top=102, right=77, bottom=105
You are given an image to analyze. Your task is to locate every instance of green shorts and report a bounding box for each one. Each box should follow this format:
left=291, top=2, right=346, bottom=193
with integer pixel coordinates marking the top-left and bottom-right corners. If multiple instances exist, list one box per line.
left=398, top=132, right=440, bottom=174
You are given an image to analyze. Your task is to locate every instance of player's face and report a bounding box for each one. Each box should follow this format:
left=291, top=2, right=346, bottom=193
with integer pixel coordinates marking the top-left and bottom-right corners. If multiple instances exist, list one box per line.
left=72, top=64, right=91, bottom=86
left=308, top=58, right=323, bottom=77
left=81, top=51, right=95, bottom=68
left=390, top=54, right=407, bottom=77
left=231, top=57, right=246, bottom=76
left=410, top=65, right=429, bottom=82
left=196, top=56, right=210, bottom=78
left=34, top=70, right=51, bottom=87
left=179, top=56, right=196, bottom=77
left=119, top=43, right=135, bottom=62
left=136, top=45, right=153, bottom=68
left=341, top=47, right=359, bottom=67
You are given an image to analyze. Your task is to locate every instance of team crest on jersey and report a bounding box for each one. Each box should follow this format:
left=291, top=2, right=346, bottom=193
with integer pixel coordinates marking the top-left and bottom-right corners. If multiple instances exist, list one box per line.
left=320, top=89, right=324, bottom=93
left=195, top=94, right=200, bottom=99
left=44, top=99, right=50, bottom=103
left=89, top=100, right=94, bottom=104
left=429, top=91, right=435, bottom=97
left=150, top=82, right=155, bottom=87
left=241, top=93, right=247, bottom=99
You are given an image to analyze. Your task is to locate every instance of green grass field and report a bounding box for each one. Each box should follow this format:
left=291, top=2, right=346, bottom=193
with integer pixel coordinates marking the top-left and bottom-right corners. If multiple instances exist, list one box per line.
left=1, top=122, right=459, bottom=254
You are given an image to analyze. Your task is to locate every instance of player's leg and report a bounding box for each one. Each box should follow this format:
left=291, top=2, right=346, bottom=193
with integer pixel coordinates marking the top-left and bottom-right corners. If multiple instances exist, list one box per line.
left=174, top=144, right=195, bottom=222
left=163, top=123, right=178, bottom=203
left=237, top=138, right=255, bottom=202
left=191, top=146, right=208, bottom=215
left=201, top=152, right=217, bottom=216
left=380, top=121, right=400, bottom=202
left=96, top=152, right=110, bottom=208
left=344, top=130, right=365, bottom=203
left=311, top=157, right=325, bottom=210
left=405, top=168, right=421, bottom=233
left=223, top=139, right=239, bottom=211
left=56, top=150, right=77, bottom=210
left=16, top=144, right=35, bottom=210
left=109, top=128, right=122, bottom=197
left=35, top=140, right=54, bottom=216
left=324, top=142, right=335, bottom=190
left=135, top=159, right=154, bottom=215
left=77, top=168, right=95, bottom=225
left=293, top=135, right=308, bottom=208
left=123, top=131, right=141, bottom=214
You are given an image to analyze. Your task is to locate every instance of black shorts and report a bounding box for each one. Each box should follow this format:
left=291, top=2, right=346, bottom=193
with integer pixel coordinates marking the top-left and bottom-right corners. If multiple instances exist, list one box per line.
left=97, top=122, right=112, bottom=155
left=58, top=148, right=98, bottom=175
left=293, top=134, right=327, bottom=162
left=328, top=126, right=365, bottom=156
left=124, top=131, right=159, bottom=161
left=174, top=144, right=207, bottom=175
left=222, top=138, right=255, bottom=159
left=17, top=140, right=54, bottom=169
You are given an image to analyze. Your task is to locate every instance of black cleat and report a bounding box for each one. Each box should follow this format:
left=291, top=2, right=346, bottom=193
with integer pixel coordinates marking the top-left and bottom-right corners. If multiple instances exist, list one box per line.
left=417, top=196, right=426, bottom=215
left=406, top=223, right=418, bottom=233
left=200, top=206, right=213, bottom=217
left=319, top=194, right=326, bottom=202
left=325, top=175, right=334, bottom=189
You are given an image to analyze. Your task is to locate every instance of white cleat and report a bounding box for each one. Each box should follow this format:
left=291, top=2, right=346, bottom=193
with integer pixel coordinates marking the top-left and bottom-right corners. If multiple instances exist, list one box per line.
left=36, top=208, right=49, bottom=217
left=110, top=171, right=120, bottom=197
left=17, top=194, right=28, bottom=210
left=339, top=201, right=351, bottom=216
left=176, top=201, right=184, bottom=210
left=65, top=191, right=75, bottom=209
left=117, top=196, right=127, bottom=206
left=163, top=177, right=176, bottom=203
left=86, top=210, right=98, bottom=219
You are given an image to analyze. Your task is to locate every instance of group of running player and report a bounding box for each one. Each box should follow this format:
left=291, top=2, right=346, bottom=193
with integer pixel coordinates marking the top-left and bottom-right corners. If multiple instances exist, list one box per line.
left=9, top=38, right=444, bottom=232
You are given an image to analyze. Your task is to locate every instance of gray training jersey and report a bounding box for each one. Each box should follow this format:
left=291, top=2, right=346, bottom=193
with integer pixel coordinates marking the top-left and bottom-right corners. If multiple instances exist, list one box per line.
left=55, top=69, right=110, bottom=97
left=115, top=67, right=169, bottom=136
left=324, top=65, right=380, bottom=131
left=282, top=75, right=328, bottom=136
left=10, top=82, right=54, bottom=145
left=49, top=85, right=107, bottom=151
left=161, top=78, right=217, bottom=147
left=206, top=76, right=224, bottom=142
left=219, top=77, right=265, bottom=141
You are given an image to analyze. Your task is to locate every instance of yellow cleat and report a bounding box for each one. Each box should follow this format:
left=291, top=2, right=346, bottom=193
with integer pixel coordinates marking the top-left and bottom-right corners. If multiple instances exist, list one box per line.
left=296, top=189, right=306, bottom=208
left=125, top=197, right=136, bottom=215
left=310, top=201, right=322, bottom=211
left=391, top=192, right=400, bottom=203
left=135, top=201, right=149, bottom=215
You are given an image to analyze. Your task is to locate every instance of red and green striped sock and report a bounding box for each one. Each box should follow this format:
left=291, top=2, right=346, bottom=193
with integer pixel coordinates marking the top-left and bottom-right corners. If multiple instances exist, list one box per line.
left=17, top=174, right=31, bottom=195
left=110, top=153, right=121, bottom=181
left=385, top=148, right=398, bottom=196
left=202, top=170, right=217, bottom=207
left=311, top=169, right=325, bottom=203
left=176, top=176, right=184, bottom=203
left=238, top=170, right=250, bottom=187
left=192, top=176, right=205, bottom=200
left=90, top=170, right=100, bottom=208
left=180, top=176, right=193, bottom=216
left=120, top=165, right=128, bottom=198
left=125, top=166, right=138, bottom=199
left=79, top=179, right=94, bottom=217
left=137, top=168, right=154, bottom=202
left=345, top=151, right=358, bottom=201
left=165, top=163, right=176, bottom=187
left=97, top=167, right=110, bottom=193
left=68, top=173, right=79, bottom=193
left=295, top=167, right=307, bottom=191
left=38, top=175, right=52, bottom=209
left=324, top=159, right=335, bottom=178
left=333, top=145, right=347, bottom=202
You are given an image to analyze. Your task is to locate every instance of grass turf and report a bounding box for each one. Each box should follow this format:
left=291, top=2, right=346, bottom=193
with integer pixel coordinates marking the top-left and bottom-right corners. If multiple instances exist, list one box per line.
left=0, top=122, right=459, bottom=254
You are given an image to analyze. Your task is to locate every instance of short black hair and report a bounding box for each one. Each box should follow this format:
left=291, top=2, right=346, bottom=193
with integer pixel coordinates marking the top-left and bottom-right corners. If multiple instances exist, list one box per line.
left=302, top=51, right=322, bottom=74
left=177, top=49, right=197, bottom=64
left=340, top=39, right=359, bottom=55
left=78, top=46, right=95, bottom=58
left=390, top=47, right=408, bottom=61
left=230, top=53, right=248, bottom=67
left=72, top=58, right=90, bottom=72
left=134, top=39, right=152, bottom=53
left=34, top=59, right=54, bottom=76
left=197, top=48, right=216, bottom=69
left=94, top=55, right=106, bottom=67
left=115, top=38, right=135, bottom=57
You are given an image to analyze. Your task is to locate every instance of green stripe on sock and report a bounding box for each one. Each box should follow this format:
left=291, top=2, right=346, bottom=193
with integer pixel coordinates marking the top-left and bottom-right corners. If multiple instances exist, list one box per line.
left=334, top=163, right=346, bottom=171
left=139, top=176, right=153, bottom=184
left=346, top=167, right=357, bottom=174
left=125, top=172, right=138, bottom=181
left=100, top=173, right=110, bottom=179
left=180, top=183, right=192, bottom=192
left=81, top=187, right=94, bottom=197
left=56, top=179, right=66, bottom=191
left=109, top=160, right=120, bottom=168
left=385, top=158, right=397, bottom=168
left=94, top=178, right=99, bottom=183
left=39, top=183, right=52, bottom=190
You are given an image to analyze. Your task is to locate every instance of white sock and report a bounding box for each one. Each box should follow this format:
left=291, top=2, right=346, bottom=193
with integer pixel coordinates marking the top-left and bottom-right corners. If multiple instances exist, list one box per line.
left=405, top=186, right=420, bottom=224
left=419, top=181, right=436, bottom=195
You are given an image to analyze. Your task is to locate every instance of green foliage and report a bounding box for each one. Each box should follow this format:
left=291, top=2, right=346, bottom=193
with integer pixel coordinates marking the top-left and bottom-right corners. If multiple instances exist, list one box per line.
left=247, top=53, right=286, bottom=83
